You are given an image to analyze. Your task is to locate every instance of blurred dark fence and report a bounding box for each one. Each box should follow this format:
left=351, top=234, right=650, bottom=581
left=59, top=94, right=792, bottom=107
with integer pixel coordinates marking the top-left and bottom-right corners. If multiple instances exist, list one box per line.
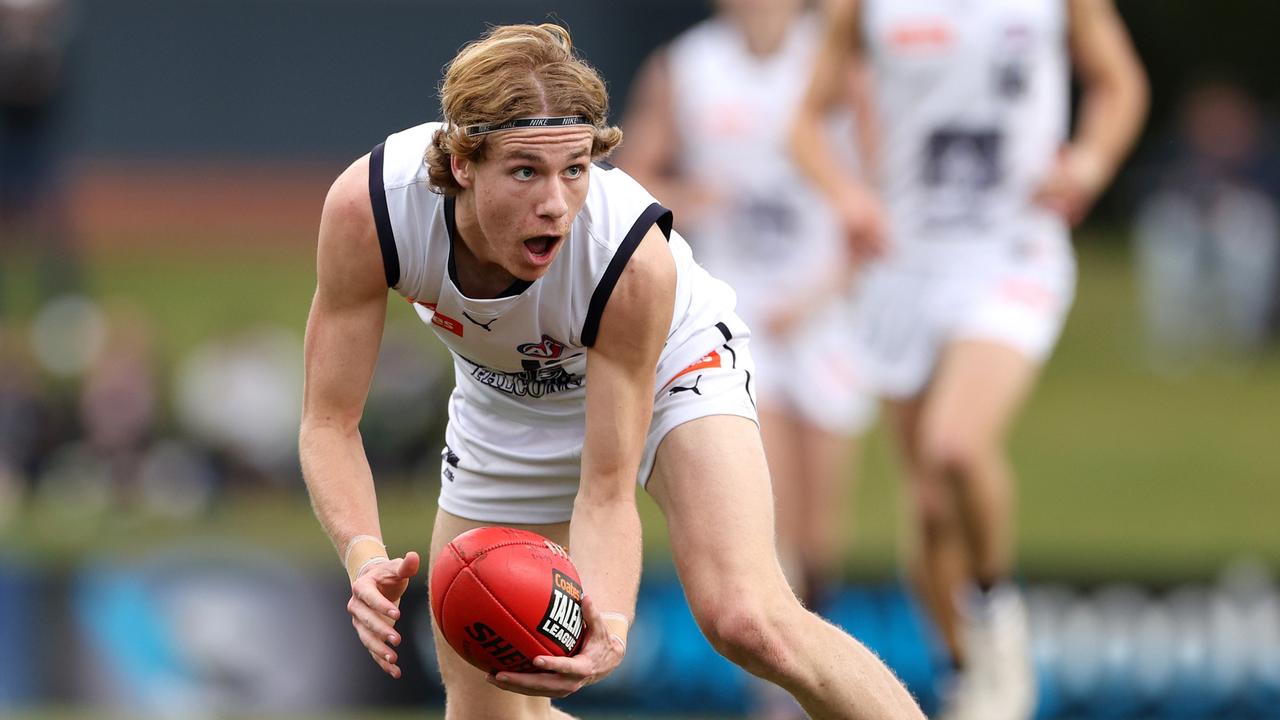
left=68, top=0, right=709, bottom=161
left=62, top=1, right=1280, bottom=161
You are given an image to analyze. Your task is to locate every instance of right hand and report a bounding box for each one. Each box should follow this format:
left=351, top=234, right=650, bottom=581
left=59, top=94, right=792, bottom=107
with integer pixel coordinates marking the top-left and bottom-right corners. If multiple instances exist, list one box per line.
left=347, top=551, right=421, bottom=679
left=835, top=183, right=889, bottom=263
left=486, top=595, right=627, bottom=698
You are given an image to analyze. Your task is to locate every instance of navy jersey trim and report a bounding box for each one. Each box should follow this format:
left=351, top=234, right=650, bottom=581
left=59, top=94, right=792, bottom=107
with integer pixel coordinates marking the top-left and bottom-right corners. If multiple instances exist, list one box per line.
left=444, top=195, right=533, bottom=299
left=368, top=143, right=400, bottom=288
left=581, top=202, right=674, bottom=347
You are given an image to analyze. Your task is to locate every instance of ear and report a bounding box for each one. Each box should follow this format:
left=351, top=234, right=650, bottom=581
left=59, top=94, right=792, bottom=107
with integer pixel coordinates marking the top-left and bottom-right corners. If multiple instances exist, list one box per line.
left=450, top=154, right=473, bottom=189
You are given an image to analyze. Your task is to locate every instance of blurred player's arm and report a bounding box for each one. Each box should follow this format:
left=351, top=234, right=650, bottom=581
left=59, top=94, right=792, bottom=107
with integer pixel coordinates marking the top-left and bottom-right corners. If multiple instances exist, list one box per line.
left=790, top=0, right=888, bottom=260
left=1036, top=0, right=1149, bottom=223
left=299, top=155, right=419, bottom=679
left=615, top=48, right=720, bottom=225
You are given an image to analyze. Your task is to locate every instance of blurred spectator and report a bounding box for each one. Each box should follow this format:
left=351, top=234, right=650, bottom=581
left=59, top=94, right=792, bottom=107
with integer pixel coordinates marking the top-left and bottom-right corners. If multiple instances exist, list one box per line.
left=80, top=304, right=157, bottom=468
left=29, top=292, right=104, bottom=377
left=1134, top=79, right=1280, bottom=369
left=359, top=325, right=451, bottom=483
left=0, top=0, right=78, bottom=311
left=28, top=301, right=218, bottom=522
left=0, top=322, right=59, bottom=520
left=173, top=326, right=302, bottom=488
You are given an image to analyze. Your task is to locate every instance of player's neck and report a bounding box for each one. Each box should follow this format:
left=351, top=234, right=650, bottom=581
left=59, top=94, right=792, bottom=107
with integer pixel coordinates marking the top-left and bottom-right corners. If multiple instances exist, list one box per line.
left=729, top=11, right=793, bottom=58
left=451, top=198, right=520, bottom=299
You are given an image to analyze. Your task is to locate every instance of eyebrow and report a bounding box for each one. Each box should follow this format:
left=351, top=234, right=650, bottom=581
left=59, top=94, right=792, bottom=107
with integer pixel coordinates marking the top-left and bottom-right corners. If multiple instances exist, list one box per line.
left=504, top=148, right=591, bottom=164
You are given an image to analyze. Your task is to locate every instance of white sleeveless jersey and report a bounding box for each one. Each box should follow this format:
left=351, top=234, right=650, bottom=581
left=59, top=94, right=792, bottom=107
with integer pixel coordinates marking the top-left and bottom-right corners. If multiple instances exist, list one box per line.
left=863, top=0, right=1070, bottom=261
left=370, top=122, right=740, bottom=426
left=666, top=14, right=850, bottom=323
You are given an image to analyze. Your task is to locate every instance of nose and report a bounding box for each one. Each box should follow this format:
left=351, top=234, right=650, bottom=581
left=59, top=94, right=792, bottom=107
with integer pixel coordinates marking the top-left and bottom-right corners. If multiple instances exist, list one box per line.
left=536, top=177, right=570, bottom=221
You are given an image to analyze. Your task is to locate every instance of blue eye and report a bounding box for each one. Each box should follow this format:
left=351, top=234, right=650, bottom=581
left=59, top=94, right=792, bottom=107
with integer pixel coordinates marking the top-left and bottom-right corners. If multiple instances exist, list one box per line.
left=564, top=165, right=585, bottom=179
left=514, top=167, right=535, bottom=180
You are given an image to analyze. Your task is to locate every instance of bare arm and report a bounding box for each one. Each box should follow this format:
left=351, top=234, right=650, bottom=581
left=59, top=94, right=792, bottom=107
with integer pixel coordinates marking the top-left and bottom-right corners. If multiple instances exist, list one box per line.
left=573, top=225, right=674, bottom=638
left=615, top=49, right=721, bottom=225
left=1036, top=0, right=1149, bottom=223
left=299, top=155, right=420, bottom=679
left=489, top=225, right=675, bottom=697
left=790, top=0, right=888, bottom=260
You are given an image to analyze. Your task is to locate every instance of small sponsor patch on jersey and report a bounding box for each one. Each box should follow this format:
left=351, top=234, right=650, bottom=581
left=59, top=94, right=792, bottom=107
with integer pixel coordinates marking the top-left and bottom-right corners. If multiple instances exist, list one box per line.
left=664, top=350, right=721, bottom=389
left=888, top=21, right=954, bottom=49
left=538, top=570, right=584, bottom=654
left=416, top=301, right=464, bottom=337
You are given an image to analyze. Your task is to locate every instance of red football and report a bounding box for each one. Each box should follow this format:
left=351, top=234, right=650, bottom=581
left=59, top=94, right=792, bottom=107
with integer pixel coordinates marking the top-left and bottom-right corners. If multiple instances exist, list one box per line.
left=430, top=526, right=586, bottom=674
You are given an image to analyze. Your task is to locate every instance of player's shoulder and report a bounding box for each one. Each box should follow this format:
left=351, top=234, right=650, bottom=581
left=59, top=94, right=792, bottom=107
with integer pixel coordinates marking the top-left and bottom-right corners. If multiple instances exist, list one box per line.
left=323, top=153, right=373, bottom=232
left=581, top=161, right=666, bottom=240
left=379, top=121, right=443, bottom=189
left=581, top=161, right=675, bottom=258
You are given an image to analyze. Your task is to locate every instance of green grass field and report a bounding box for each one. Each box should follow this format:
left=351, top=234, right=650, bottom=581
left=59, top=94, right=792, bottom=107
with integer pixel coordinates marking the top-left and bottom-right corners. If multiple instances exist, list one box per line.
left=1, top=235, right=1277, bottom=583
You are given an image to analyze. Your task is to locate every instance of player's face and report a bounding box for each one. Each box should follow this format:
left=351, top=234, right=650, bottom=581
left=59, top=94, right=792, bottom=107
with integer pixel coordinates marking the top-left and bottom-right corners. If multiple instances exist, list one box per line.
left=458, top=126, right=594, bottom=282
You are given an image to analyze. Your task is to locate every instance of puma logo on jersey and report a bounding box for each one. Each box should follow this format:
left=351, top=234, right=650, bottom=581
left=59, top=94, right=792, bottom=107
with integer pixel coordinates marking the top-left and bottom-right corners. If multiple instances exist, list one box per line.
left=517, top=334, right=566, bottom=360
left=462, top=312, right=497, bottom=331
left=668, top=375, right=703, bottom=396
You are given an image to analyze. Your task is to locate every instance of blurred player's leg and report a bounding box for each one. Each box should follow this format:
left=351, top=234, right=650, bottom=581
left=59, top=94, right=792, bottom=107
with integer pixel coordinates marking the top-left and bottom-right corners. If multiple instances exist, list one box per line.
left=760, top=406, right=816, bottom=600
left=791, top=416, right=855, bottom=610
left=427, top=509, right=580, bottom=720
left=916, top=339, right=1040, bottom=720
left=887, top=396, right=969, bottom=667
left=762, top=404, right=855, bottom=604
left=649, top=414, right=924, bottom=720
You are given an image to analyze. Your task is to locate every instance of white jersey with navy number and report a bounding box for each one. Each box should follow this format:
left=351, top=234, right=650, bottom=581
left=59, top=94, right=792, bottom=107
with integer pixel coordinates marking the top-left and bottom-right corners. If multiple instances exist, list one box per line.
left=848, top=0, right=1078, bottom=398
left=664, top=15, right=874, bottom=434
left=863, top=0, right=1070, bottom=261
left=666, top=13, right=851, bottom=324
left=368, top=122, right=747, bottom=519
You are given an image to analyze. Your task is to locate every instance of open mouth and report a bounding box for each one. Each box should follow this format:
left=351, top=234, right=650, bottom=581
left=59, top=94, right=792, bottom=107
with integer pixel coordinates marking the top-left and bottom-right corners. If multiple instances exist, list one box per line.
left=523, top=235, right=561, bottom=263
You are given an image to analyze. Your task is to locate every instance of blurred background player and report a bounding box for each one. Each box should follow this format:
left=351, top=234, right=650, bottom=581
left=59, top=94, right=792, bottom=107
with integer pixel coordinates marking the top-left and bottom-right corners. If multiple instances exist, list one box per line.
left=791, top=1, right=1148, bottom=718
left=1133, top=77, right=1280, bottom=370
left=617, top=0, right=875, bottom=626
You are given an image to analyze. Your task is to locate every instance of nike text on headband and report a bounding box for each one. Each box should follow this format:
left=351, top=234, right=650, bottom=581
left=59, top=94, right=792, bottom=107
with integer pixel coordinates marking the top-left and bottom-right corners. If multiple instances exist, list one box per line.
left=463, top=116, right=593, bottom=136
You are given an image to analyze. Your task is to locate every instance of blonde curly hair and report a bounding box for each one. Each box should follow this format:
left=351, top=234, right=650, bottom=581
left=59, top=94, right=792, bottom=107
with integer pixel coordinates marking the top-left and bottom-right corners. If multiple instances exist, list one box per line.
left=426, top=23, right=624, bottom=195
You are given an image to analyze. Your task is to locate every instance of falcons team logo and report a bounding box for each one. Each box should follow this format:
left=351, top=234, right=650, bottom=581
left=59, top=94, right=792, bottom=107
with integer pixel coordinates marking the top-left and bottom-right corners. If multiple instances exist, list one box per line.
left=517, top=334, right=566, bottom=360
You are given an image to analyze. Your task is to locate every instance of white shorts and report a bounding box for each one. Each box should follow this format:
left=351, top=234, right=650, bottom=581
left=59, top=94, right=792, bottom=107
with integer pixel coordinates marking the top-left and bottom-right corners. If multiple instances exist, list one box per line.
left=436, top=320, right=759, bottom=524
left=743, top=299, right=877, bottom=435
left=851, top=237, right=1076, bottom=399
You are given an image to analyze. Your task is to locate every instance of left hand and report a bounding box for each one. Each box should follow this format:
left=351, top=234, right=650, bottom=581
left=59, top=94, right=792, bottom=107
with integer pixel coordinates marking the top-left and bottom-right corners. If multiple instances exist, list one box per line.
left=1033, top=145, right=1111, bottom=226
left=485, top=595, right=627, bottom=698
